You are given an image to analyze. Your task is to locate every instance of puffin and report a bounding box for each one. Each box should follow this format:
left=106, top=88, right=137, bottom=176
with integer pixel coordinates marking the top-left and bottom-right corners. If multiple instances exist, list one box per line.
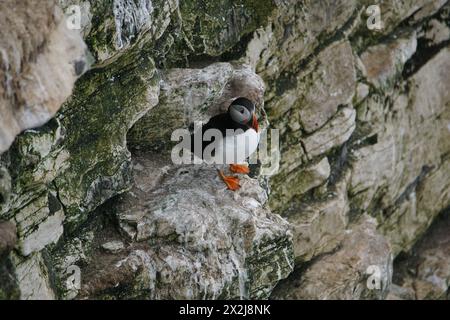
left=191, top=97, right=260, bottom=191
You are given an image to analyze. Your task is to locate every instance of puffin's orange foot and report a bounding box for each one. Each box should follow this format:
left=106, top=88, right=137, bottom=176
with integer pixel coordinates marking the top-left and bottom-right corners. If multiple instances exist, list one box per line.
left=229, top=164, right=250, bottom=174
left=218, top=170, right=241, bottom=191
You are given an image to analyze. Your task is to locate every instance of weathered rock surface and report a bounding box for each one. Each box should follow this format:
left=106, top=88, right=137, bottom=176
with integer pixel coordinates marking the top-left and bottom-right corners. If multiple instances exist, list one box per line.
left=271, top=216, right=393, bottom=300
left=128, top=62, right=265, bottom=152
left=101, top=240, right=125, bottom=254
left=0, top=256, right=20, bottom=300
left=48, top=155, right=293, bottom=300
left=360, top=32, right=417, bottom=89
left=269, top=157, right=331, bottom=213
left=301, top=107, right=356, bottom=160
left=245, top=1, right=358, bottom=82
left=0, top=221, right=20, bottom=299
left=0, top=0, right=88, bottom=154
left=352, top=47, right=450, bottom=255
left=0, top=221, right=16, bottom=256
left=1, top=0, right=450, bottom=300
left=59, top=0, right=179, bottom=64
left=15, top=193, right=65, bottom=256
left=0, top=167, right=11, bottom=206
left=390, top=209, right=450, bottom=300
left=286, top=171, right=351, bottom=264
left=266, top=40, right=357, bottom=213
left=13, top=252, right=55, bottom=300
left=1, top=54, right=160, bottom=235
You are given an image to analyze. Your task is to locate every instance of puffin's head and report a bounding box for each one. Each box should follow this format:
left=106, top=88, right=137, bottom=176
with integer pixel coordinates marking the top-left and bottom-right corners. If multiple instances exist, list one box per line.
left=228, top=97, right=259, bottom=132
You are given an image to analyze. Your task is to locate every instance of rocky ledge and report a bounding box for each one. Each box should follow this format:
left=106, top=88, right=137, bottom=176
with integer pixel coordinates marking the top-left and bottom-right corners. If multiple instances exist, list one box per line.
left=51, top=155, right=293, bottom=299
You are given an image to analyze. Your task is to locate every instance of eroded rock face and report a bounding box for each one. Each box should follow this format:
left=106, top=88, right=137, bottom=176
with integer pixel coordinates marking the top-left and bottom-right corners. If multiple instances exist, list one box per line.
left=360, top=32, right=417, bottom=89
left=0, top=221, right=20, bottom=299
left=60, top=0, right=275, bottom=66
left=0, top=167, right=11, bottom=206
left=0, top=221, right=16, bottom=257
left=266, top=40, right=356, bottom=213
left=0, top=0, right=88, bottom=154
left=245, top=1, right=358, bottom=82
left=391, top=210, right=450, bottom=300
left=352, top=47, right=450, bottom=255
left=271, top=216, right=393, bottom=300
left=66, top=158, right=294, bottom=299
left=13, top=252, right=55, bottom=300
left=1, top=0, right=450, bottom=300
left=128, top=62, right=265, bottom=152
left=286, top=171, right=351, bottom=264
left=1, top=54, right=160, bottom=238
left=60, top=0, right=179, bottom=64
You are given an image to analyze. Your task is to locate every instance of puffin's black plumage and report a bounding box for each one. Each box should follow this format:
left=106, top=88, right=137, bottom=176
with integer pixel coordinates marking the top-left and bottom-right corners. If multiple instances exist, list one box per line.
left=188, top=97, right=259, bottom=191
left=190, top=97, right=257, bottom=158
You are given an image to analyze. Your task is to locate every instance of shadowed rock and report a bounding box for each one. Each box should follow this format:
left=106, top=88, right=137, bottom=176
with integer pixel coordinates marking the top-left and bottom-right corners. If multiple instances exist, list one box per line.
left=0, top=221, right=16, bottom=257
left=271, top=216, right=393, bottom=300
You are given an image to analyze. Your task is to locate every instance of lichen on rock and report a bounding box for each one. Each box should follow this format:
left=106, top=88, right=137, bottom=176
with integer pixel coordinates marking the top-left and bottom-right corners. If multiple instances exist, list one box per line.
left=1, top=0, right=450, bottom=301
left=0, top=0, right=88, bottom=154
left=69, top=159, right=294, bottom=299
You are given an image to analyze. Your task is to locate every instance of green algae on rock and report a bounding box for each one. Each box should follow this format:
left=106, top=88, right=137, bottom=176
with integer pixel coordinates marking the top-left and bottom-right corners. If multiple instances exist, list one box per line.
left=1, top=0, right=450, bottom=300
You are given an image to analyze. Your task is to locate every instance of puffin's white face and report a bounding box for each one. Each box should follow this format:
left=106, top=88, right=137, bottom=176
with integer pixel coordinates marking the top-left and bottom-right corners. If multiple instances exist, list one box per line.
left=229, top=104, right=252, bottom=125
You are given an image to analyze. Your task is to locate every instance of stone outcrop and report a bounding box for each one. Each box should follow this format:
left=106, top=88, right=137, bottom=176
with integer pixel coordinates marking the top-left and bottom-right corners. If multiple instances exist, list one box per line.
left=390, top=209, right=450, bottom=300
left=52, top=157, right=293, bottom=299
left=127, top=62, right=265, bottom=152
left=271, top=216, right=393, bottom=300
left=1, top=0, right=450, bottom=300
left=0, top=0, right=88, bottom=154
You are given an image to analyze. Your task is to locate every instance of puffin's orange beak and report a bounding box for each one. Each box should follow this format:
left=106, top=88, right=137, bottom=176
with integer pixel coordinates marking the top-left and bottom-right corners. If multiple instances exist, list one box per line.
left=251, top=113, right=259, bottom=132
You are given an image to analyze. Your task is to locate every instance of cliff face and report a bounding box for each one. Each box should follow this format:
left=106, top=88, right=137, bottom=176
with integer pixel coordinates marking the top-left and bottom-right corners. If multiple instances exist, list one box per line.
left=0, top=0, right=88, bottom=154
left=0, top=0, right=449, bottom=300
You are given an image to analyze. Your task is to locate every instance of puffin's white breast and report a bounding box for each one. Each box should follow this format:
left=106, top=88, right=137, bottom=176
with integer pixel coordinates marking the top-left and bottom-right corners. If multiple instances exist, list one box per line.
left=207, top=129, right=260, bottom=164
